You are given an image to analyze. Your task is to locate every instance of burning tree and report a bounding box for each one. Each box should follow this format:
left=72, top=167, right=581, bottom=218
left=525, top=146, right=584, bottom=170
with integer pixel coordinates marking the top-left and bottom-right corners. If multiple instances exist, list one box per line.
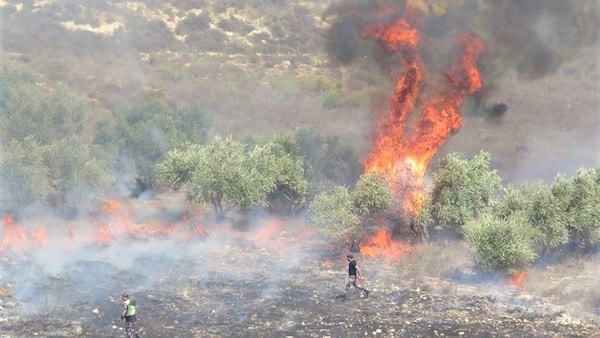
left=330, top=4, right=486, bottom=245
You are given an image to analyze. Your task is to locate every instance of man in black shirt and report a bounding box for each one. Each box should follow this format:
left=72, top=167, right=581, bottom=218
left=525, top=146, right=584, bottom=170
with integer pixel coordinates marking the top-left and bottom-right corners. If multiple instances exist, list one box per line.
left=346, top=254, right=369, bottom=297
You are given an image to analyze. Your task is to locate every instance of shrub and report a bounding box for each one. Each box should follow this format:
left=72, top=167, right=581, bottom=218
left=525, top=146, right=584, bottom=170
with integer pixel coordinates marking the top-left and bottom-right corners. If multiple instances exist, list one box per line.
left=551, top=168, right=600, bottom=249
left=321, top=88, right=342, bottom=110
left=352, top=172, right=392, bottom=216
left=463, top=213, right=538, bottom=272
left=493, top=182, right=569, bottom=252
left=430, top=151, right=502, bottom=227
left=308, top=186, right=360, bottom=244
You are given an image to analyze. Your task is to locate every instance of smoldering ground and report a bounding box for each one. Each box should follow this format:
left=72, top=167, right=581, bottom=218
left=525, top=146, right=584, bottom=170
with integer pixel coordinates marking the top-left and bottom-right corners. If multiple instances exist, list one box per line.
left=2, top=212, right=599, bottom=337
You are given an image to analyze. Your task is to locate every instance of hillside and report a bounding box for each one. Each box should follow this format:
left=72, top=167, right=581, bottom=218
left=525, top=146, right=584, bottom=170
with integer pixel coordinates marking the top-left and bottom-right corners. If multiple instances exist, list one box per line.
left=1, top=0, right=597, bottom=183
left=0, top=1, right=599, bottom=337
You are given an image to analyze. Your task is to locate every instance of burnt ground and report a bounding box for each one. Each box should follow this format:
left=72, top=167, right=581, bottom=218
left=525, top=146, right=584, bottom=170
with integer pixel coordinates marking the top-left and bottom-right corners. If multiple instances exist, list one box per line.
left=0, top=223, right=599, bottom=338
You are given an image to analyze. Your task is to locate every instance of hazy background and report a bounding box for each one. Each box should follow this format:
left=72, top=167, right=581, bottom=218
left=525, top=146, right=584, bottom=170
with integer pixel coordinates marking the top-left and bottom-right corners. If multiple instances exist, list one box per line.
left=0, top=0, right=598, bottom=330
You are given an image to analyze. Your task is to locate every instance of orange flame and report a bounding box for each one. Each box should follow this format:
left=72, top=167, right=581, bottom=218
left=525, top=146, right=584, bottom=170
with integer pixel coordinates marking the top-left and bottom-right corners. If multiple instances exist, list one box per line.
left=32, top=227, right=48, bottom=246
left=507, top=270, right=527, bottom=290
left=251, top=218, right=283, bottom=245
left=362, top=6, right=485, bottom=217
left=96, top=223, right=114, bottom=246
left=0, top=215, right=28, bottom=252
left=360, top=228, right=408, bottom=260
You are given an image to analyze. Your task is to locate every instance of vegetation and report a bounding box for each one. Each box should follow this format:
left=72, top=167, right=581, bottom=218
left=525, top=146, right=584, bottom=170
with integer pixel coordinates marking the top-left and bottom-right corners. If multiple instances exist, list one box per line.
left=430, top=151, right=502, bottom=228
left=308, top=173, right=392, bottom=250
left=94, top=99, right=209, bottom=194
left=156, top=135, right=307, bottom=221
left=308, top=186, right=360, bottom=248
left=463, top=213, right=539, bottom=272
left=0, top=1, right=597, bottom=277
left=0, top=70, right=110, bottom=210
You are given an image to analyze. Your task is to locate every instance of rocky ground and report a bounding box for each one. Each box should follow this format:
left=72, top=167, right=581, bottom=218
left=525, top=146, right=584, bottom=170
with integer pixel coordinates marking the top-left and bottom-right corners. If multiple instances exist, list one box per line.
left=1, top=223, right=599, bottom=338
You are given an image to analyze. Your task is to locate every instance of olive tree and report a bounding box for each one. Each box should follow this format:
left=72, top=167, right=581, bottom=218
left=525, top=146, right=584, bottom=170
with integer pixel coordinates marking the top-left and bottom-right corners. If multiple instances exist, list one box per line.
left=463, top=213, right=539, bottom=273
left=493, top=182, right=569, bottom=253
left=308, top=173, right=393, bottom=250
left=352, top=172, right=393, bottom=216
left=262, top=138, right=308, bottom=215
left=308, top=186, right=360, bottom=250
left=0, top=79, right=85, bottom=145
left=430, top=151, right=502, bottom=228
left=551, top=168, right=600, bottom=249
left=0, top=136, right=110, bottom=210
left=0, top=137, right=52, bottom=206
left=95, top=99, right=208, bottom=194
left=156, top=135, right=306, bottom=221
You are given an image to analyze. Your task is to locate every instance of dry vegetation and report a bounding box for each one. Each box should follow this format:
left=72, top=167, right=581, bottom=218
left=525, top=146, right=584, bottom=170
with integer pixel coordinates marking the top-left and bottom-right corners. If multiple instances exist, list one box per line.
left=0, top=0, right=599, bottom=336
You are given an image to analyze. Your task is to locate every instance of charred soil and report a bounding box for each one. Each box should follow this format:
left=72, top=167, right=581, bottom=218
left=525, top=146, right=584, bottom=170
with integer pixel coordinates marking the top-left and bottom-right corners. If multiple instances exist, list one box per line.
left=1, top=225, right=598, bottom=338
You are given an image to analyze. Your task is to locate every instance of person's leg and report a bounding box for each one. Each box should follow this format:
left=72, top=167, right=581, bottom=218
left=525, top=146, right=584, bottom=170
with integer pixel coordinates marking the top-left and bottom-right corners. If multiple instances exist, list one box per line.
left=125, top=320, right=134, bottom=337
left=354, top=278, right=369, bottom=296
left=346, top=276, right=354, bottom=289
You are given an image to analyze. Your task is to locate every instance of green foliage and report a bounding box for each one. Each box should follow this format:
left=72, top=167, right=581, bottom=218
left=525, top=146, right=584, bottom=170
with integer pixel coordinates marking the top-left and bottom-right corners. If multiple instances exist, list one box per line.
left=493, top=182, right=569, bottom=252
left=352, top=172, right=393, bottom=216
left=463, top=213, right=539, bottom=272
left=321, top=88, right=342, bottom=110
left=551, top=168, right=600, bottom=248
left=0, top=71, right=85, bottom=145
left=262, top=138, right=308, bottom=214
left=294, top=126, right=361, bottom=198
left=43, top=136, right=112, bottom=197
left=0, top=137, right=52, bottom=205
left=464, top=167, right=599, bottom=271
left=95, top=99, right=209, bottom=189
left=299, top=75, right=334, bottom=93
left=430, top=151, right=502, bottom=227
left=170, top=105, right=210, bottom=145
left=296, top=75, right=343, bottom=109
left=267, top=73, right=298, bottom=101
left=157, top=135, right=306, bottom=220
left=308, top=186, right=360, bottom=241
left=0, top=135, right=110, bottom=208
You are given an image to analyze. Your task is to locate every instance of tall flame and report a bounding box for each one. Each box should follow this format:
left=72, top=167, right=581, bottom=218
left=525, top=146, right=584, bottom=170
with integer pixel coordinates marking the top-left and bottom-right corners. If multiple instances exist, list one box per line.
left=362, top=6, right=485, bottom=213
left=359, top=5, right=484, bottom=257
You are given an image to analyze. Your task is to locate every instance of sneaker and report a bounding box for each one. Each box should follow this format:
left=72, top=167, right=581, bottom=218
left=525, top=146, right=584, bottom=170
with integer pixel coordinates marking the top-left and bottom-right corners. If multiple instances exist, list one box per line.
left=364, top=290, right=369, bottom=297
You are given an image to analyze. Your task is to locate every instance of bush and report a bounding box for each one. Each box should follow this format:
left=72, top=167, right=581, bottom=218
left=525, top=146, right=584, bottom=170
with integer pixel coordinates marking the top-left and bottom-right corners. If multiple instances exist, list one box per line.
left=430, top=151, right=502, bottom=227
left=95, top=99, right=209, bottom=191
left=308, top=186, right=360, bottom=244
left=493, top=182, right=569, bottom=252
left=321, top=88, right=342, bottom=110
left=352, top=172, right=392, bottom=216
left=551, top=168, right=600, bottom=249
left=463, top=213, right=538, bottom=272
left=0, top=77, right=85, bottom=145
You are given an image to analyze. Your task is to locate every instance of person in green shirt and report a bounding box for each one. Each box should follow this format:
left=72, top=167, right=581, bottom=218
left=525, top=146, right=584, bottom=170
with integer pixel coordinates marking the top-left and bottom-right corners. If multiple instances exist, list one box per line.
left=120, top=293, right=141, bottom=338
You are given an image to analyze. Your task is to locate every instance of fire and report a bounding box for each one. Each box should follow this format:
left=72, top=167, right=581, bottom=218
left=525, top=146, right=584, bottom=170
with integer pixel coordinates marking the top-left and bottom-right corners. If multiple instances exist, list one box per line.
left=357, top=4, right=484, bottom=255
left=507, top=270, right=527, bottom=290
left=251, top=218, right=283, bottom=245
left=362, top=5, right=485, bottom=214
left=0, top=215, right=28, bottom=252
left=360, top=228, right=408, bottom=260
left=32, top=227, right=48, bottom=246
left=96, top=223, right=114, bottom=246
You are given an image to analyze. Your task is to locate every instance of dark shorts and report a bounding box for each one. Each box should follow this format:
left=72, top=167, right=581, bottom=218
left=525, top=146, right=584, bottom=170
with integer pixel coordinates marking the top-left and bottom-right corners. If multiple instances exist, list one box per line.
left=346, top=275, right=360, bottom=288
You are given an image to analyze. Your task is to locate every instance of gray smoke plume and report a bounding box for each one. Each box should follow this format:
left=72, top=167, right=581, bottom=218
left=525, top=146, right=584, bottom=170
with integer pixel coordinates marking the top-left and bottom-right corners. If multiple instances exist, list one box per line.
left=324, top=0, right=599, bottom=88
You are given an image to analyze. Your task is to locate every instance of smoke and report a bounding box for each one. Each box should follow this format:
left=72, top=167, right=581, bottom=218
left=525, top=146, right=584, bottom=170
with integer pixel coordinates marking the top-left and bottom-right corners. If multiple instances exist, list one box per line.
left=0, top=201, right=329, bottom=319
left=325, top=0, right=599, bottom=82
left=323, top=0, right=599, bottom=183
